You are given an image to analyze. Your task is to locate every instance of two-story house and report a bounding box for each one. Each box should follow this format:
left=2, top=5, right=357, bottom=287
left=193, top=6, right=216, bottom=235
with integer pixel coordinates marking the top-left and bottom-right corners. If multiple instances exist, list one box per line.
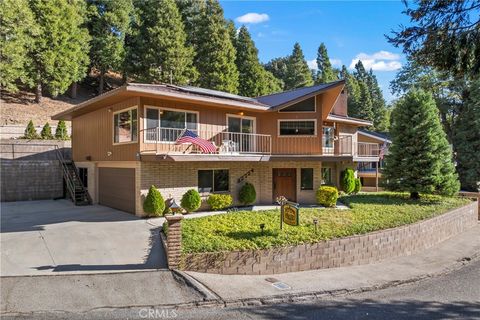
left=52, top=80, right=382, bottom=216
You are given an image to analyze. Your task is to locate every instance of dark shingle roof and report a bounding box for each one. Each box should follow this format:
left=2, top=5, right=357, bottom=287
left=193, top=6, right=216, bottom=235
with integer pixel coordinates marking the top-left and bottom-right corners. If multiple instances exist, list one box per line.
left=255, top=80, right=345, bottom=108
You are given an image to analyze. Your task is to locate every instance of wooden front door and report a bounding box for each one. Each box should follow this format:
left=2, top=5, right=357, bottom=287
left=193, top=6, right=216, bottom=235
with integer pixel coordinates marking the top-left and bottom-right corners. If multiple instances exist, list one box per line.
left=272, top=168, right=297, bottom=202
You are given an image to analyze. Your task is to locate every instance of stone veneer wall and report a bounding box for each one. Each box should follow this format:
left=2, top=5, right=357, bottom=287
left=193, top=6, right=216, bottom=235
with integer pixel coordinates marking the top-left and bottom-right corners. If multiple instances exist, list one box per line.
left=180, top=201, right=478, bottom=275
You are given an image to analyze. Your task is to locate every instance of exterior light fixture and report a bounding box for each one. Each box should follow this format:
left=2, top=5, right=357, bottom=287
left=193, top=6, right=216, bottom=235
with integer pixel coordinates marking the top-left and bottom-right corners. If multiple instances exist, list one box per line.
left=313, top=218, right=319, bottom=232
left=169, top=199, right=181, bottom=215
left=239, top=111, right=244, bottom=116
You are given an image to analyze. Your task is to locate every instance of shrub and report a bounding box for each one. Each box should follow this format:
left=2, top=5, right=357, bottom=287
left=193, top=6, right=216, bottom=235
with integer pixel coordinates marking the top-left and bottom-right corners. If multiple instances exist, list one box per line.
left=316, top=186, right=339, bottom=207
left=143, top=185, right=165, bottom=217
left=55, top=120, right=69, bottom=140
left=40, top=123, right=54, bottom=139
left=181, top=189, right=201, bottom=213
left=354, top=178, right=362, bottom=194
left=239, top=182, right=256, bottom=205
left=24, top=120, right=39, bottom=139
left=340, top=168, right=356, bottom=194
left=207, top=194, right=233, bottom=211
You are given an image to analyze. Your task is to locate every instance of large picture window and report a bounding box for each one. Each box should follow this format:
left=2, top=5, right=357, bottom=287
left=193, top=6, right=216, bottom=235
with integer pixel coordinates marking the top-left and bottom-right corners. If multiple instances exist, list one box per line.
left=198, top=169, right=229, bottom=193
left=145, top=107, right=198, bottom=142
left=114, top=108, right=137, bottom=143
left=279, top=120, right=316, bottom=136
left=301, top=168, right=313, bottom=190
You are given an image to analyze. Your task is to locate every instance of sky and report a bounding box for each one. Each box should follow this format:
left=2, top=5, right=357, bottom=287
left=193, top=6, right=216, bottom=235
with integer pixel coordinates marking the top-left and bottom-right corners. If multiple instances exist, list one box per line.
left=220, top=0, right=412, bottom=102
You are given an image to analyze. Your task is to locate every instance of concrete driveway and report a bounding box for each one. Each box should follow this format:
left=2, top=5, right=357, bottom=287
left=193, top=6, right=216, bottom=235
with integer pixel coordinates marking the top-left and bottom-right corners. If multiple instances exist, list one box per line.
left=1, top=200, right=167, bottom=276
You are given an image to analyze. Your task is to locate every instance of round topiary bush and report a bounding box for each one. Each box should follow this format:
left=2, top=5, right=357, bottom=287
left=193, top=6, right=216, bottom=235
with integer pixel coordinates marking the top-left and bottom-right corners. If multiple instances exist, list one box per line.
left=354, top=178, right=362, bottom=194
left=340, top=168, right=356, bottom=194
left=207, top=194, right=233, bottom=211
left=181, top=189, right=202, bottom=213
left=143, top=185, right=165, bottom=217
left=239, top=182, right=256, bottom=206
left=316, top=186, right=339, bottom=207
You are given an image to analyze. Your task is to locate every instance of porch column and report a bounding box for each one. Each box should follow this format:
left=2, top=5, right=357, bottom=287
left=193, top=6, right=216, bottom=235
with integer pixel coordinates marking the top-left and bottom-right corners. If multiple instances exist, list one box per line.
left=165, top=214, right=184, bottom=269
left=375, top=162, right=379, bottom=192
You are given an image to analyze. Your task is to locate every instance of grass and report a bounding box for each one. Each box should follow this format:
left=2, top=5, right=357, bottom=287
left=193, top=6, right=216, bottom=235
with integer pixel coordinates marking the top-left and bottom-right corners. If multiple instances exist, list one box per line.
left=178, top=192, right=471, bottom=254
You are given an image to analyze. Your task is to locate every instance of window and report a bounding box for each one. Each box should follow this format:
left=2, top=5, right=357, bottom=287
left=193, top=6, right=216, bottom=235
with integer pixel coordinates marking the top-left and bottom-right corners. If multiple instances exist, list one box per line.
left=321, top=167, right=332, bottom=185
left=198, top=169, right=229, bottom=193
left=279, top=120, right=316, bottom=136
left=145, top=107, right=198, bottom=142
left=78, top=168, right=88, bottom=188
left=114, top=108, right=137, bottom=143
left=279, top=97, right=316, bottom=112
left=301, top=168, right=313, bottom=190
left=322, top=127, right=334, bottom=148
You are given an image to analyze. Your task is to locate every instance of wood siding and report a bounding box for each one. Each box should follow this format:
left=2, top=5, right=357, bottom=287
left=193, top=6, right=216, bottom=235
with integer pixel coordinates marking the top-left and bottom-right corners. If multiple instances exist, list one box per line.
left=72, top=97, right=140, bottom=162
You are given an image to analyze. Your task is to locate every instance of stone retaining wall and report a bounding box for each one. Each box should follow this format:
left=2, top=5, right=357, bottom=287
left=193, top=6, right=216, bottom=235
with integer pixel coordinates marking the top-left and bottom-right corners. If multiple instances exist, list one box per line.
left=180, top=201, right=478, bottom=275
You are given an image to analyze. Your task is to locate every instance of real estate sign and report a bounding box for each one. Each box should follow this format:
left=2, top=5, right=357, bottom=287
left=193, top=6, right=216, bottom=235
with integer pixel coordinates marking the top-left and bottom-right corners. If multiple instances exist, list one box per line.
left=282, top=202, right=299, bottom=226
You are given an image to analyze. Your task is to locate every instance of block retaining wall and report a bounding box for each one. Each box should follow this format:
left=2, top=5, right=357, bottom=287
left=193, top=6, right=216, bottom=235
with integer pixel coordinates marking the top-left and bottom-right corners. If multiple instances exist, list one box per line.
left=179, top=201, right=478, bottom=275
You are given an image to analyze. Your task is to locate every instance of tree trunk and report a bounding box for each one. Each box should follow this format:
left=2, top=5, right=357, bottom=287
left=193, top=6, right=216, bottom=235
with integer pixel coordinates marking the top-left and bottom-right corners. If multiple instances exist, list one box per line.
left=70, top=82, right=77, bottom=99
left=410, top=191, right=420, bottom=200
left=35, top=81, right=42, bottom=104
left=99, top=72, right=104, bottom=95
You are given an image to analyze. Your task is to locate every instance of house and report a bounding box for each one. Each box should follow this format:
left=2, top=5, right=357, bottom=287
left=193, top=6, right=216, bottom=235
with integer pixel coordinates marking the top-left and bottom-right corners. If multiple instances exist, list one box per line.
left=52, top=80, right=382, bottom=216
left=356, top=129, right=391, bottom=191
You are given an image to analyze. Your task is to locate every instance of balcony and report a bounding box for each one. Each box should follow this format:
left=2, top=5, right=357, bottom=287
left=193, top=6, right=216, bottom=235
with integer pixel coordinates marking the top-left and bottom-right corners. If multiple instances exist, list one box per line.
left=140, top=127, right=272, bottom=156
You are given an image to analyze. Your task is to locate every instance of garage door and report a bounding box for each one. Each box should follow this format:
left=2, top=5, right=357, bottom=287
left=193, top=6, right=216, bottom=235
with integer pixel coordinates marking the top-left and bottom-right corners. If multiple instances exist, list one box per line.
left=99, top=168, right=136, bottom=214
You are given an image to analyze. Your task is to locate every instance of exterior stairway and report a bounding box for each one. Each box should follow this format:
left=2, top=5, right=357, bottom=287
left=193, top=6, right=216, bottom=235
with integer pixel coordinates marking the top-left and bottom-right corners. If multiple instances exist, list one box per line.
left=55, top=147, right=92, bottom=206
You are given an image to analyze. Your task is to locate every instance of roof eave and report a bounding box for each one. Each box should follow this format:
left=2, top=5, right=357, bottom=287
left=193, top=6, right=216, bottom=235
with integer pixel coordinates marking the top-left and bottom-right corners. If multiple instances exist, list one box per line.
left=326, top=114, right=373, bottom=126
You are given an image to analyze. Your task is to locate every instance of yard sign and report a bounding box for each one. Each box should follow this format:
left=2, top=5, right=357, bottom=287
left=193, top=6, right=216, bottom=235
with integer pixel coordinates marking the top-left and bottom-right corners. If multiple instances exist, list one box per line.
left=282, top=201, right=299, bottom=226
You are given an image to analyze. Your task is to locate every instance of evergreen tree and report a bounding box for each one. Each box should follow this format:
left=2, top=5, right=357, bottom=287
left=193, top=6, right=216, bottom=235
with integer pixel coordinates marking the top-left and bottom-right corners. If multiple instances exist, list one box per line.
left=284, top=43, right=313, bottom=90
left=24, top=120, right=39, bottom=139
left=87, top=0, right=133, bottom=94
left=55, top=120, right=69, bottom=140
left=260, top=70, right=283, bottom=95
left=177, top=0, right=206, bottom=50
left=29, top=0, right=90, bottom=102
left=264, top=57, right=288, bottom=89
left=315, top=43, right=337, bottom=84
left=0, top=0, right=37, bottom=92
left=128, top=0, right=197, bottom=85
left=40, top=123, right=54, bottom=140
left=453, top=78, right=480, bottom=191
left=367, top=70, right=389, bottom=131
left=383, top=89, right=460, bottom=199
left=194, top=0, right=238, bottom=93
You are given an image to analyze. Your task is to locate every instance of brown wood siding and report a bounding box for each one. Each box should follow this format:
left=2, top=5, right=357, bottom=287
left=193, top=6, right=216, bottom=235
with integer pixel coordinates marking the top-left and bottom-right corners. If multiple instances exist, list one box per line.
left=98, top=167, right=136, bottom=214
left=72, top=97, right=140, bottom=162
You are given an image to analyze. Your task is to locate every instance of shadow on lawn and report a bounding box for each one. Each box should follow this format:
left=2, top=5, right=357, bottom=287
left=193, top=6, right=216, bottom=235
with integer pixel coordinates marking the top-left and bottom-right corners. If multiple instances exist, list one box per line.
left=341, top=194, right=444, bottom=207
left=226, top=230, right=278, bottom=239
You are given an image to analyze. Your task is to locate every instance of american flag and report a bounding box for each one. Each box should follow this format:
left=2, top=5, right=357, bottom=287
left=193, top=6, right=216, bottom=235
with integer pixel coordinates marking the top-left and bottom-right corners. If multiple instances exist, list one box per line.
left=175, top=129, right=217, bottom=154
left=379, top=142, right=388, bottom=160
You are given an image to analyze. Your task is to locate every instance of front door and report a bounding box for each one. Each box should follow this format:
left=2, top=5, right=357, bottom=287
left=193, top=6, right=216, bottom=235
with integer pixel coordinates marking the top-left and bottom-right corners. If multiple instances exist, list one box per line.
left=272, top=168, right=297, bottom=202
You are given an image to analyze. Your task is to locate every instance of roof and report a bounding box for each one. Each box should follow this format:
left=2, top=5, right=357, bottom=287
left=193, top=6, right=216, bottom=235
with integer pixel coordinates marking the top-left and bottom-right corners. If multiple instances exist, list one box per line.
left=256, top=80, right=345, bottom=109
left=358, top=129, right=392, bottom=142
left=326, top=114, right=373, bottom=126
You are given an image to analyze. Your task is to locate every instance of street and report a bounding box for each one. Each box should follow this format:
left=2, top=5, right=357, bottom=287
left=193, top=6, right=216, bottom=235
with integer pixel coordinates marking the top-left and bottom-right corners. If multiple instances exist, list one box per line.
left=5, top=256, right=479, bottom=320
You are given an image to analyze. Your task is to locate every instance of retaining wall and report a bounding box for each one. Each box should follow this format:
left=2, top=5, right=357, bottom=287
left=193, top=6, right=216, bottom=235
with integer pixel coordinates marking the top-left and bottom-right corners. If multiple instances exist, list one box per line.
left=180, top=201, right=478, bottom=275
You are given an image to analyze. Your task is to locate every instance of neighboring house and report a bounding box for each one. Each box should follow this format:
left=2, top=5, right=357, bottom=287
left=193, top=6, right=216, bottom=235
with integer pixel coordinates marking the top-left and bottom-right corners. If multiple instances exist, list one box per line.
left=357, top=129, right=391, bottom=191
left=52, top=80, right=381, bottom=216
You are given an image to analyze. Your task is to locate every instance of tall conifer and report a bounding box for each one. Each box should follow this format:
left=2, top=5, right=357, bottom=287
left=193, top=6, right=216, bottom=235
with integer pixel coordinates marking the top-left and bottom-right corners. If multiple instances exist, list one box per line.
left=284, top=43, right=313, bottom=89
left=315, top=43, right=337, bottom=84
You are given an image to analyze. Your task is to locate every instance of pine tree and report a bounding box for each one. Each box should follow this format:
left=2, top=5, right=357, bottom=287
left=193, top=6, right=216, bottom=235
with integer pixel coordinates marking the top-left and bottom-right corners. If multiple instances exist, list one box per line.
left=24, top=120, right=39, bottom=139
left=127, top=0, right=197, bottom=85
left=0, top=0, right=37, bottom=92
left=284, top=43, right=313, bottom=90
left=366, top=70, right=389, bottom=131
left=453, top=78, right=480, bottom=191
left=177, top=0, right=206, bottom=50
left=29, top=0, right=90, bottom=103
left=87, top=0, right=133, bottom=94
left=315, top=43, right=337, bottom=84
left=194, top=0, right=238, bottom=93
left=383, top=89, right=460, bottom=198
left=260, top=70, right=283, bottom=95
left=40, top=123, right=54, bottom=140
left=55, top=120, right=69, bottom=140
left=264, top=57, right=288, bottom=89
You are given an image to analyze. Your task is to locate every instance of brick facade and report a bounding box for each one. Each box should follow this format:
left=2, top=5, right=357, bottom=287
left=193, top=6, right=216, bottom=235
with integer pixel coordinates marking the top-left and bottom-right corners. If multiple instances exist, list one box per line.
left=179, top=201, right=478, bottom=275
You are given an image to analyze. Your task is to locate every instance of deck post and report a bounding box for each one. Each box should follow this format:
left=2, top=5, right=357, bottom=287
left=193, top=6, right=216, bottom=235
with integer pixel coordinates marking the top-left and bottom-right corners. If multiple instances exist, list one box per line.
left=375, top=162, right=379, bottom=192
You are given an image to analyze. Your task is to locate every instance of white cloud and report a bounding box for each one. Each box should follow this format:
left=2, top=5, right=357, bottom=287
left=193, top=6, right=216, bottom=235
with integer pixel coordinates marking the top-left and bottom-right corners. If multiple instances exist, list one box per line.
left=236, top=13, right=270, bottom=24
left=307, top=59, right=317, bottom=70
left=330, top=58, right=342, bottom=67
left=349, top=51, right=402, bottom=71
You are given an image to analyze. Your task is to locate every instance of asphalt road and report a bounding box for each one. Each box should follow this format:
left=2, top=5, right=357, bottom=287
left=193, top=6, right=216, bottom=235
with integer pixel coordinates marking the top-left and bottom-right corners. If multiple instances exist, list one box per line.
left=5, top=257, right=479, bottom=320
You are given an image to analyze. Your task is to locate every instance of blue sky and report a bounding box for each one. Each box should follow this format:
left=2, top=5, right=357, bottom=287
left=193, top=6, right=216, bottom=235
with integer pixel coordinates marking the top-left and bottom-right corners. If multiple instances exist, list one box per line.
left=221, top=1, right=412, bottom=102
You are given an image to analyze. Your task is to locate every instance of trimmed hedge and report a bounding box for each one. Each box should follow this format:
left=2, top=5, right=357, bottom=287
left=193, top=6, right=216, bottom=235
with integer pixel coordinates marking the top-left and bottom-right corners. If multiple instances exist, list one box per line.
left=316, top=186, right=339, bottom=207
left=341, top=168, right=356, bottom=194
left=143, top=185, right=165, bottom=217
left=239, top=182, right=256, bottom=205
left=354, top=178, right=362, bottom=194
left=207, top=194, right=233, bottom=211
left=181, top=189, right=202, bottom=213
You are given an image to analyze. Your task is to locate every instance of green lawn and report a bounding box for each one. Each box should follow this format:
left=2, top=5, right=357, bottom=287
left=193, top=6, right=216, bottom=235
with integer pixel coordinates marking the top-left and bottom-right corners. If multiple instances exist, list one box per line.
left=177, top=193, right=470, bottom=254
